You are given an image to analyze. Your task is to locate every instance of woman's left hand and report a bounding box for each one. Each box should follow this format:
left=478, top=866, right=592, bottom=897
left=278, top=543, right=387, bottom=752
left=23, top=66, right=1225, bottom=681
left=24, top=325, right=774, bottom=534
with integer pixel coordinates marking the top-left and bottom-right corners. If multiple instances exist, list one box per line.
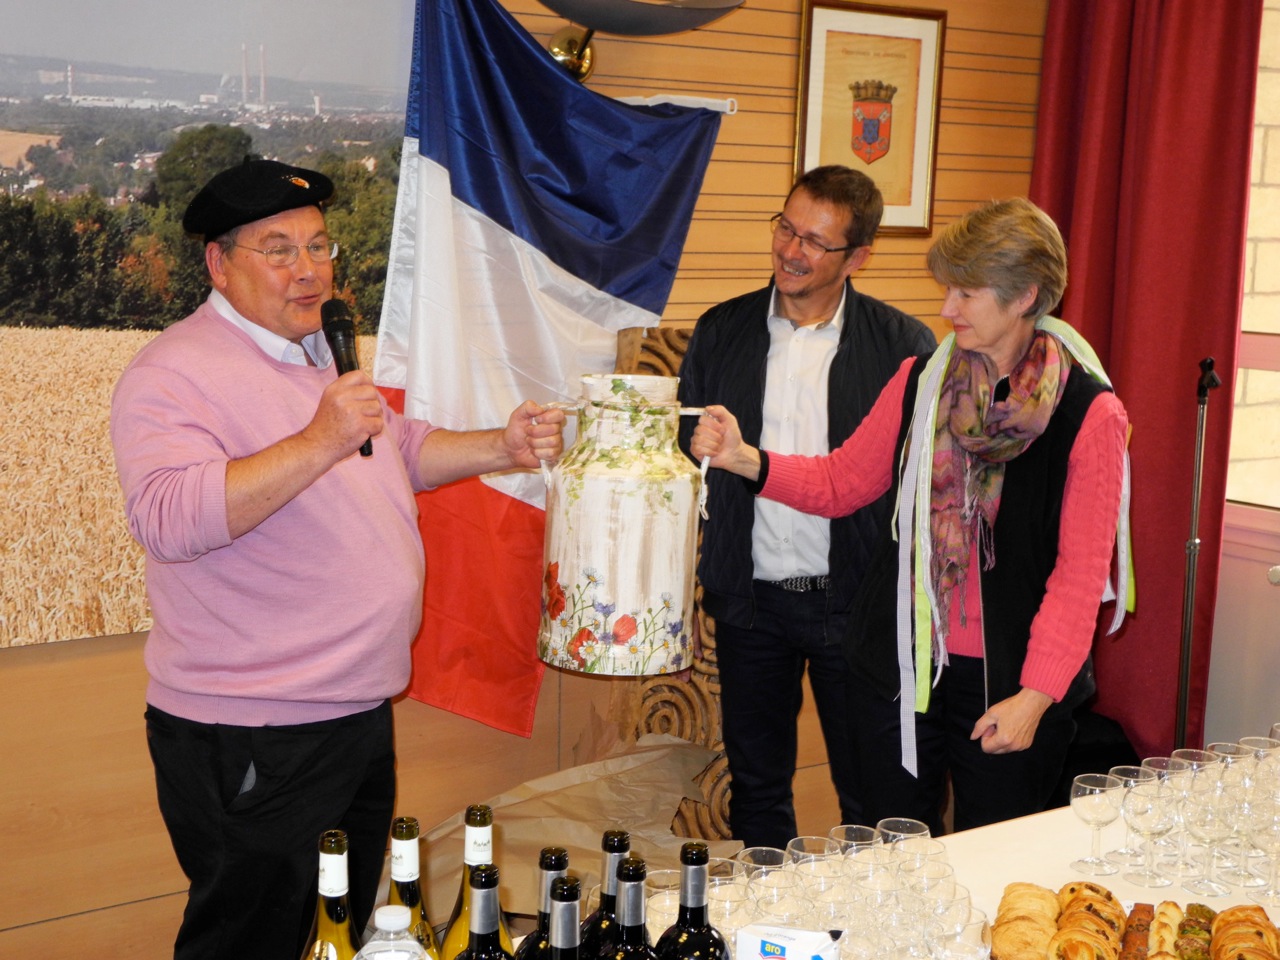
left=969, top=687, right=1054, bottom=754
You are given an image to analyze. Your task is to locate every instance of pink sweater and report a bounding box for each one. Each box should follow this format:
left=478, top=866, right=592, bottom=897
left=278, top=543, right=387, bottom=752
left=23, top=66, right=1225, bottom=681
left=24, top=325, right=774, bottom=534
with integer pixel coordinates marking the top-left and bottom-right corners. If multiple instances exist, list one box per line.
left=110, top=303, right=437, bottom=725
left=762, top=357, right=1128, bottom=701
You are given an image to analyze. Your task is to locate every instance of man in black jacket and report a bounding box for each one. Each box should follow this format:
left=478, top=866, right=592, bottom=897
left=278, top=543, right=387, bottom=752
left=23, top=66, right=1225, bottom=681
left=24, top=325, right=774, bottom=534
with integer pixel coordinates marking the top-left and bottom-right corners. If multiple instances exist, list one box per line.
left=677, top=166, right=935, bottom=847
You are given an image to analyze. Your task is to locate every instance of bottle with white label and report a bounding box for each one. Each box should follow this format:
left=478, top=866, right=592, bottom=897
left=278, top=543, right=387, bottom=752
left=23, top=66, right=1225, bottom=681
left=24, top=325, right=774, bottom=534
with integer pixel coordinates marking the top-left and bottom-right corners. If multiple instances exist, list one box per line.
left=304, top=829, right=363, bottom=960
left=441, top=804, right=514, bottom=960
left=388, top=816, right=441, bottom=958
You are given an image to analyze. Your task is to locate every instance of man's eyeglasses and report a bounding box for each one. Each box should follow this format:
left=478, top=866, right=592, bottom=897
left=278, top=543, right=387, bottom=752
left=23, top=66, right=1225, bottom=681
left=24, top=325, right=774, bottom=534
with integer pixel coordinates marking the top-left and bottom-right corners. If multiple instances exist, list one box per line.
left=770, top=214, right=855, bottom=260
left=229, top=241, right=339, bottom=267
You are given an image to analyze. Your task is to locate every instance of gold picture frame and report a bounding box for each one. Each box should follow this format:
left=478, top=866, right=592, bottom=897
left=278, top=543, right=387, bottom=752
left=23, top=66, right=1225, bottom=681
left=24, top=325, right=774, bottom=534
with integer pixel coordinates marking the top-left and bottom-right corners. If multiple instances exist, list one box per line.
left=795, top=1, right=946, bottom=236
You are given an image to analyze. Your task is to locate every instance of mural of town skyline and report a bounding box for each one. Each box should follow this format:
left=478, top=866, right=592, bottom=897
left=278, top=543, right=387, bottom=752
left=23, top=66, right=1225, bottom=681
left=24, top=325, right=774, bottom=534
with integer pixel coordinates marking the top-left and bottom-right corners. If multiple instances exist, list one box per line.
left=0, top=0, right=415, bottom=108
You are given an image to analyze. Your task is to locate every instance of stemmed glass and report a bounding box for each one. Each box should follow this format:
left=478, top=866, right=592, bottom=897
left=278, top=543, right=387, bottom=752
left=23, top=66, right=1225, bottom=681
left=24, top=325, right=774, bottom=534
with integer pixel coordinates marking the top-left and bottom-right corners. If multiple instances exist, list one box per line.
left=1208, top=742, right=1266, bottom=886
left=1246, top=791, right=1280, bottom=907
left=829, top=824, right=882, bottom=856
left=1142, top=756, right=1197, bottom=876
left=1106, top=765, right=1157, bottom=865
left=1121, top=778, right=1179, bottom=887
left=1180, top=775, right=1236, bottom=897
left=1170, top=752, right=1220, bottom=878
left=877, top=817, right=931, bottom=846
left=1069, top=773, right=1123, bottom=875
left=925, top=908, right=992, bottom=960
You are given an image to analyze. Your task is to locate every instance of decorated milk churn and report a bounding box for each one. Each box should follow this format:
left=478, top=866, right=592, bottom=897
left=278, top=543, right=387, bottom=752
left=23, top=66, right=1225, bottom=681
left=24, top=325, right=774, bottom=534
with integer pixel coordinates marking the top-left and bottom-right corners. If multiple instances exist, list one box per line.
left=538, top=374, right=701, bottom=675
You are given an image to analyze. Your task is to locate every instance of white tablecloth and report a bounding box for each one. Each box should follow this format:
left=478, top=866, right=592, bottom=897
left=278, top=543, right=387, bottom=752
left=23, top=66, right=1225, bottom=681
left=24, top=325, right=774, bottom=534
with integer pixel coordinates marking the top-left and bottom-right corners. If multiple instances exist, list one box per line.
left=938, top=804, right=1273, bottom=919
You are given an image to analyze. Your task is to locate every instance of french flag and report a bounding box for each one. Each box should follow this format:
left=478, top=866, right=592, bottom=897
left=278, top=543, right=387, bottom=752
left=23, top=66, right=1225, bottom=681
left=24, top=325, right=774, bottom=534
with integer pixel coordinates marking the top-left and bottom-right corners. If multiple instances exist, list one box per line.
left=373, top=0, right=721, bottom=735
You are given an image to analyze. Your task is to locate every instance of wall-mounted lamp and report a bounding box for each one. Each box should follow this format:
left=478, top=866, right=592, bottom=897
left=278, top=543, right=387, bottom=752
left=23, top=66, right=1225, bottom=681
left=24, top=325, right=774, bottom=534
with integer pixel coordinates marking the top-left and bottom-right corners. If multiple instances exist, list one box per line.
left=538, top=0, right=744, bottom=81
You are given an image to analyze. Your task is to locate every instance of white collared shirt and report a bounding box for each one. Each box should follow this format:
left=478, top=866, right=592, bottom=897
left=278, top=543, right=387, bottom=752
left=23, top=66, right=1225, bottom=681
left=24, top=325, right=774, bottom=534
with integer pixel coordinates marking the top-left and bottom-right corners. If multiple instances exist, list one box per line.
left=751, top=286, right=847, bottom=581
left=208, top=289, right=332, bottom=368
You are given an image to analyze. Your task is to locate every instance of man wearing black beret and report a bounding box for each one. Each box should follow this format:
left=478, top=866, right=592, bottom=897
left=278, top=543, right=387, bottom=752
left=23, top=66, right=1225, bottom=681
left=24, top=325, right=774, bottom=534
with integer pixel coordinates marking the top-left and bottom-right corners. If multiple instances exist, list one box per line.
left=110, top=157, right=566, bottom=958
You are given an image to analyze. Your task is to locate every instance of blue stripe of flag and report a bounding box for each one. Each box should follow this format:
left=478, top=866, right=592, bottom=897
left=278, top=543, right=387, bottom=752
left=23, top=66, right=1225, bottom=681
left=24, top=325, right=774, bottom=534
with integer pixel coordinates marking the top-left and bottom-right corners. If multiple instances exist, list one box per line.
left=407, top=0, right=721, bottom=315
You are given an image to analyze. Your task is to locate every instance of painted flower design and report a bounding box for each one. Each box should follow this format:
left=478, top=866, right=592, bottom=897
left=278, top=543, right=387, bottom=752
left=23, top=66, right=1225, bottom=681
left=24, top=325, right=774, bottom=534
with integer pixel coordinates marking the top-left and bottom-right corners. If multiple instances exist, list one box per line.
left=545, top=562, right=567, bottom=620
left=612, top=614, right=638, bottom=646
left=568, top=627, right=594, bottom=667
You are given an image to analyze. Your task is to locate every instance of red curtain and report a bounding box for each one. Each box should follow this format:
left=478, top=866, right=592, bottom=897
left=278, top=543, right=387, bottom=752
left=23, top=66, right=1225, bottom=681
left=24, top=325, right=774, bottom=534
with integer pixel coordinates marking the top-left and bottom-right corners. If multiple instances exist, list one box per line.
left=1029, top=0, right=1262, bottom=757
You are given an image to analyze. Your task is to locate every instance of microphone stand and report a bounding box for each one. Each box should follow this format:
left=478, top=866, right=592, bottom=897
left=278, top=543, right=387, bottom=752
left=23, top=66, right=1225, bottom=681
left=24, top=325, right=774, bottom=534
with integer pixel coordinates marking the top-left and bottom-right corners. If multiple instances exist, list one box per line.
left=1174, top=357, right=1221, bottom=749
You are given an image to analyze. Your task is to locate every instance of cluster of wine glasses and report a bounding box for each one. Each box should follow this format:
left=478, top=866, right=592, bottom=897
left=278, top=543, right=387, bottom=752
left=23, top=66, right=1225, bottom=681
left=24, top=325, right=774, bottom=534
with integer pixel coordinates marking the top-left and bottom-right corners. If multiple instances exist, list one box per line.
left=638, top=817, right=989, bottom=960
left=1068, top=723, right=1280, bottom=905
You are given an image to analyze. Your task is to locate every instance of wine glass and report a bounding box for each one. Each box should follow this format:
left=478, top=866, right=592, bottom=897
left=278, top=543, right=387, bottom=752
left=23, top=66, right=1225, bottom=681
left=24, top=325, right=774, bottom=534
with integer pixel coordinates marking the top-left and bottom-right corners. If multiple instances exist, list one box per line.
left=1121, top=778, right=1179, bottom=887
left=1106, top=764, right=1157, bottom=865
left=1240, top=736, right=1280, bottom=760
left=877, top=817, right=931, bottom=846
left=829, top=824, right=882, bottom=856
left=1208, top=742, right=1266, bottom=886
left=1180, top=775, right=1235, bottom=897
left=845, top=844, right=898, bottom=883
left=900, top=860, right=956, bottom=895
left=894, top=836, right=949, bottom=871
left=912, top=882, right=972, bottom=935
left=925, top=908, right=992, bottom=960
left=1246, top=792, right=1280, bottom=906
left=785, top=835, right=840, bottom=864
left=706, top=876, right=755, bottom=945
left=734, top=846, right=787, bottom=880
left=1142, top=756, right=1197, bottom=877
left=644, top=868, right=682, bottom=942
left=1069, top=773, right=1123, bottom=875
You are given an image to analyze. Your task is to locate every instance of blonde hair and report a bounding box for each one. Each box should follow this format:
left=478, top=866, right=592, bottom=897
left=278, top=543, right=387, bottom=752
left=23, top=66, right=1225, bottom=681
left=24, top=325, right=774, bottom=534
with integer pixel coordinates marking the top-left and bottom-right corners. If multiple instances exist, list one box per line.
left=926, top=198, right=1067, bottom=320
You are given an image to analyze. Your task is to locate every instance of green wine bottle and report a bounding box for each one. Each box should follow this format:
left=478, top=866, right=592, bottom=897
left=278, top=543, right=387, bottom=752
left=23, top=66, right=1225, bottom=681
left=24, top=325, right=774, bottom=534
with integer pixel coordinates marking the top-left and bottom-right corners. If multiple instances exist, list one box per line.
left=389, top=816, right=442, bottom=959
left=305, top=829, right=362, bottom=960
left=441, top=805, right=513, bottom=960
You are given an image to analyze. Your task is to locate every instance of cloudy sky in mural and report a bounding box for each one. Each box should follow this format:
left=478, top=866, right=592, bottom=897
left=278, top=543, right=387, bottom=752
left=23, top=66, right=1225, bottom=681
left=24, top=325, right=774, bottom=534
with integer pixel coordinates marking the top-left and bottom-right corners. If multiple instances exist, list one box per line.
left=0, top=0, right=416, bottom=92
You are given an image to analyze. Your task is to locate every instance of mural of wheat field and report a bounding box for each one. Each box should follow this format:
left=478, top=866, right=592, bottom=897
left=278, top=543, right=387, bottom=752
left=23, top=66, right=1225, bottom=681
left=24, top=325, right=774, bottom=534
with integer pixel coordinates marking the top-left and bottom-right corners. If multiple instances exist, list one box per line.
left=1, top=327, right=158, bottom=646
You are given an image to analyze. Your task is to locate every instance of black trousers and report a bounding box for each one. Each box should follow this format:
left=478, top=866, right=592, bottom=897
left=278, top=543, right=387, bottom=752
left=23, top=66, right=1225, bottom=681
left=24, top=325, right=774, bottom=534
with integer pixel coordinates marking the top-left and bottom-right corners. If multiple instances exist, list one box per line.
left=715, top=582, right=862, bottom=848
left=849, top=655, right=1077, bottom=834
left=145, top=701, right=396, bottom=960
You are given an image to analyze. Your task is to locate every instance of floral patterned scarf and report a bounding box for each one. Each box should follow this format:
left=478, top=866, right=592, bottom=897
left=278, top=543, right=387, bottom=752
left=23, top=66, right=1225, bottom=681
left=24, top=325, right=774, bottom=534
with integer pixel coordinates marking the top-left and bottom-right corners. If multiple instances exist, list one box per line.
left=928, top=330, right=1071, bottom=629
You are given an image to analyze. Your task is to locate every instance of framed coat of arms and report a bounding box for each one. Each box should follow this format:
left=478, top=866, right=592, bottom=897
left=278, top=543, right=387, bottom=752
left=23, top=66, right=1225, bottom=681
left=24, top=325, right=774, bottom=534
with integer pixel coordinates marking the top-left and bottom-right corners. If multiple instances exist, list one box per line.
left=794, top=2, right=945, bottom=235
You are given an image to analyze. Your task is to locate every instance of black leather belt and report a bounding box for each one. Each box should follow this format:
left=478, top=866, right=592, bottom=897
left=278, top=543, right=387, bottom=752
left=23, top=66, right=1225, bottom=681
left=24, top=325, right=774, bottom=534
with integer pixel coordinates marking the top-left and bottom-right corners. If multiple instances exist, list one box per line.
left=762, top=575, right=830, bottom=593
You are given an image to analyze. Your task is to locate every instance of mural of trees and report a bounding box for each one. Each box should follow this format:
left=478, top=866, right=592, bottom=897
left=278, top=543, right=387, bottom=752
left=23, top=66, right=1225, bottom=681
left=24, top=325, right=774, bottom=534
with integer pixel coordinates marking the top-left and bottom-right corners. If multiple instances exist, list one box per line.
left=0, top=113, right=403, bottom=331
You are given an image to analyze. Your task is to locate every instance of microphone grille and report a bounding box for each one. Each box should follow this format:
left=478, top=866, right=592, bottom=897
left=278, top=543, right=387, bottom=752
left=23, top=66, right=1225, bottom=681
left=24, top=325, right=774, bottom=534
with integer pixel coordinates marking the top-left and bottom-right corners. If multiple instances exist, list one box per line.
left=320, top=298, right=352, bottom=330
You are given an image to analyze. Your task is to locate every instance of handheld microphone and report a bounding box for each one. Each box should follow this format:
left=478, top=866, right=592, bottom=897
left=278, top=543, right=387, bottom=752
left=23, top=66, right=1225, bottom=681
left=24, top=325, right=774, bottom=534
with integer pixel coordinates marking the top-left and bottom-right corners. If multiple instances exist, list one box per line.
left=320, top=298, right=373, bottom=458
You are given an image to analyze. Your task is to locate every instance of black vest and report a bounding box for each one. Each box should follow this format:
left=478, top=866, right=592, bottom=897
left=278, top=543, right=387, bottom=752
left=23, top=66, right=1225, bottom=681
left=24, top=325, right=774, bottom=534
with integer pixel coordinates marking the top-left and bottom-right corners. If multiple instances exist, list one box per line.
left=846, top=355, right=1109, bottom=708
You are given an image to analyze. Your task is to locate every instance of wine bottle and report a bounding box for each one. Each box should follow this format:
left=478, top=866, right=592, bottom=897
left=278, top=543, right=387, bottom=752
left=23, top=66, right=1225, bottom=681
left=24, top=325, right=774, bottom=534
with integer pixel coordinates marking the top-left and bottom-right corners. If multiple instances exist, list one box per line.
left=580, top=830, right=631, bottom=960
left=549, top=876, right=582, bottom=960
left=305, top=829, right=363, bottom=960
left=612, top=857, right=658, bottom=960
left=441, top=805, right=514, bottom=960
left=653, top=843, right=729, bottom=960
left=389, top=816, right=442, bottom=959
left=514, top=847, right=570, bottom=960
left=457, top=864, right=514, bottom=960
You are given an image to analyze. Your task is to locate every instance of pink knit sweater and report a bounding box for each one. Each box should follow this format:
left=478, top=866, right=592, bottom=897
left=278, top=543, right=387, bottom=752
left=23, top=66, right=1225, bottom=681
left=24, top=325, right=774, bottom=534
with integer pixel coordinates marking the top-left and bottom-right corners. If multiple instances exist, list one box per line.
left=762, top=356, right=1128, bottom=701
left=111, top=303, right=437, bottom=726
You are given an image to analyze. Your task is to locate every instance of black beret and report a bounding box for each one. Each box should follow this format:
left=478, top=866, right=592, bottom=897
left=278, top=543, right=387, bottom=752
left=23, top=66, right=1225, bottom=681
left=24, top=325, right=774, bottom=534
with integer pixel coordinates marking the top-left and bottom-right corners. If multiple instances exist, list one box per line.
left=182, top=158, right=334, bottom=240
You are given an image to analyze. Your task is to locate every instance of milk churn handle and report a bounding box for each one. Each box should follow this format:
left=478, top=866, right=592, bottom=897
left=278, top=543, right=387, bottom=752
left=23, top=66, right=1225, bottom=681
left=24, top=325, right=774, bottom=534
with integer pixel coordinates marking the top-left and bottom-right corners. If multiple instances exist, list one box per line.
left=676, top=407, right=711, bottom=520
left=537, top=401, right=582, bottom=487
left=698, top=456, right=711, bottom=520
